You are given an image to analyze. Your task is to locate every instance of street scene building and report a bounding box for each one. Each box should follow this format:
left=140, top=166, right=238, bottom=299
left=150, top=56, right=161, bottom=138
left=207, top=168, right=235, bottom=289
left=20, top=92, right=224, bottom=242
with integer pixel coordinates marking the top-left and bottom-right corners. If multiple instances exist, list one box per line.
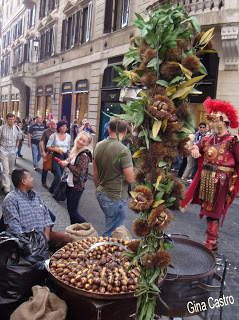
left=0, top=0, right=239, bottom=139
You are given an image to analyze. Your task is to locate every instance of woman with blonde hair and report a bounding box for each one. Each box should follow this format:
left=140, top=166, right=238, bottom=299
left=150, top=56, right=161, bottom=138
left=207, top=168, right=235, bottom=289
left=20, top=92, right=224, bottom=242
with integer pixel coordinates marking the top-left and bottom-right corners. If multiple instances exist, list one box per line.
left=59, top=131, right=92, bottom=224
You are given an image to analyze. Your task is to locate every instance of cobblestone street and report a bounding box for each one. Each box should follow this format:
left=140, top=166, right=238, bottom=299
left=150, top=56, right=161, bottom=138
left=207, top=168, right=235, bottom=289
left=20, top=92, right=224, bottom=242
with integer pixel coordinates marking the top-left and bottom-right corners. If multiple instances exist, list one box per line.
left=0, top=141, right=238, bottom=319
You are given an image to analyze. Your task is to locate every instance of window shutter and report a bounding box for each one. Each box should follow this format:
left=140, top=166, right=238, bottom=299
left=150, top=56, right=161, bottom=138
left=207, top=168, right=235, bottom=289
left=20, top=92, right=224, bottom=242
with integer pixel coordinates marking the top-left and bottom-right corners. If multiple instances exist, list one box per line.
left=51, top=24, right=56, bottom=56
left=66, top=17, right=72, bottom=50
left=1, top=60, right=4, bottom=76
left=27, top=10, right=30, bottom=29
left=86, top=1, right=92, bottom=42
left=22, top=15, right=25, bottom=35
left=24, top=43, right=28, bottom=62
left=32, top=6, right=36, bottom=26
left=45, top=30, right=50, bottom=58
left=61, top=19, right=67, bottom=52
left=29, top=39, right=33, bottom=62
left=75, top=10, right=81, bottom=45
left=104, top=0, right=113, bottom=34
left=71, top=13, right=76, bottom=48
left=40, top=34, right=45, bottom=61
left=121, top=0, right=129, bottom=28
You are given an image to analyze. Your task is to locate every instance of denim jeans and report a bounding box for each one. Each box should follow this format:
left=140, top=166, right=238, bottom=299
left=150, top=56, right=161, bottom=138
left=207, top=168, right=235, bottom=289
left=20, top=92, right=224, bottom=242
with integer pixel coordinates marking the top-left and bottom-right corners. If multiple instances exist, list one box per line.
left=97, top=191, right=128, bottom=237
left=17, top=145, right=22, bottom=156
left=41, top=168, right=48, bottom=184
left=31, top=143, right=41, bottom=168
left=49, top=159, right=64, bottom=194
left=66, top=185, right=86, bottom=224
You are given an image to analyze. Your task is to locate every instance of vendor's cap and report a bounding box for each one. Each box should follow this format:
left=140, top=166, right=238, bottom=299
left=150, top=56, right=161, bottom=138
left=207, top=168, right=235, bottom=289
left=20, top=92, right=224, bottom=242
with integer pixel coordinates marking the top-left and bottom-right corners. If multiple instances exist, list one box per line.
left=203, top=97, right=239, bottom=128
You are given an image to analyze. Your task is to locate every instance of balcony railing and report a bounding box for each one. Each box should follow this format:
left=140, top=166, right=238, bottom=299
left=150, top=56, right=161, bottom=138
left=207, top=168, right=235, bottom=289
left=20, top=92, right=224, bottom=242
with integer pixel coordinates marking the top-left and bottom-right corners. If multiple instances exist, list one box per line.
left=12, top=62, right=36, bottom=76
left=152, top=0, right=224, bottom=14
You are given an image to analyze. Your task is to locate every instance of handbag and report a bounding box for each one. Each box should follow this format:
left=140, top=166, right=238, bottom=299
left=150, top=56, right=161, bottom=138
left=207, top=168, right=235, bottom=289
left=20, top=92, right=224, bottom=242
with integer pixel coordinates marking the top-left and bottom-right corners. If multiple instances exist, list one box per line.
left=52, top=172, right=68, bottom=202
left=43, top=152, right=52, bottom=171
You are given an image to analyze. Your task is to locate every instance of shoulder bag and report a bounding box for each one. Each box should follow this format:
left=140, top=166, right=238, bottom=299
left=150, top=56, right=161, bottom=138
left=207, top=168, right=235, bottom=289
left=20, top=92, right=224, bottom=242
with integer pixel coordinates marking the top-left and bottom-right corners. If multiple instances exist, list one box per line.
left=43, top=133, right=56, bottom=171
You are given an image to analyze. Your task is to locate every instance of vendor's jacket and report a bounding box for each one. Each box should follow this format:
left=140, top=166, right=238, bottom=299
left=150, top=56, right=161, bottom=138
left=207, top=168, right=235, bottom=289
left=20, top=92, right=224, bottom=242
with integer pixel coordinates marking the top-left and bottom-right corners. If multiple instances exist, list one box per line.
left=180, top=131, right=239, bottom=225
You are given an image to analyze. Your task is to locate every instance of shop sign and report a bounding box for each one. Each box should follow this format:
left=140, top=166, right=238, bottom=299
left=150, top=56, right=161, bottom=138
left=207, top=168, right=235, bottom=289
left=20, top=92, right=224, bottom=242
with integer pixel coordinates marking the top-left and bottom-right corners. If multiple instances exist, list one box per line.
left=11, top=94, right=15, bottom=100
left=36, top=86, right=44, bottom=96
left=16, top=93, right=20, bottom=100
left=45, top=85, right=53, bottom=95
left=75, top=80, right=89, bottom=93
left=101, top=89, right=120, bottom=102
left=62, top=82, right=73, bottom=94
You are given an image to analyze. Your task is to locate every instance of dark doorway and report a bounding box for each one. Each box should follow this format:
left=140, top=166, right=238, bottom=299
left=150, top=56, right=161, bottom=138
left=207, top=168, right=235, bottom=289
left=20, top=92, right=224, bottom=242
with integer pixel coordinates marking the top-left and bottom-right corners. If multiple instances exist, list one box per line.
left=99, top=102, right=123, bottom=141
left=61, top=94, right=72, bottom=126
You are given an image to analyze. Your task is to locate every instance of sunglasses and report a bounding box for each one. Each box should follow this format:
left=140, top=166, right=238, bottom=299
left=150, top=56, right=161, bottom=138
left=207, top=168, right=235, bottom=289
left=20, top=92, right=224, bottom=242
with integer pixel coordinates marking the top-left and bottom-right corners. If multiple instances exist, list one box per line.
left=199, top=126, right=206, bottom=128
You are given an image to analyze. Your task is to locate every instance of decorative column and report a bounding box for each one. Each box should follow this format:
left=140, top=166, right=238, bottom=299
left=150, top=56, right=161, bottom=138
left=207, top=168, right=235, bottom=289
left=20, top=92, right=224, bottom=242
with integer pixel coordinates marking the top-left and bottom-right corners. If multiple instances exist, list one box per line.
left=221, top=25, right=239, bottom=71
left=212, top=0, right=221, bottom=11
left=204, top=0, right=212, bottom=12
left=189, top=0, right=197, bottom=15
left=53, top=72, right=61, bottom=119
left=196, top=0, right=204, bottom=13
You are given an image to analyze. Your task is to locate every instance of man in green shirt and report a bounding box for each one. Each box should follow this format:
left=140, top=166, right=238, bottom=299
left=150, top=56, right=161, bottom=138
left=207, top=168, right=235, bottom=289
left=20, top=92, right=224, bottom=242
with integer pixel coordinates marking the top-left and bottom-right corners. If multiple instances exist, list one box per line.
left=93, top=119, right=134, bottom=236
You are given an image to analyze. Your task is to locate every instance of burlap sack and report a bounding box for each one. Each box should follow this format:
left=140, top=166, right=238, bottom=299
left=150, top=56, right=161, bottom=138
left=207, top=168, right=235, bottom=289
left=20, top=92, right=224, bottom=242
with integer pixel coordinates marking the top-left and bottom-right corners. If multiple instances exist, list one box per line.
left=65, top=223, right=98, bottom=242
left=112, top=225, right=132, bottom=242
left=10, top=285, right=67, bottom=320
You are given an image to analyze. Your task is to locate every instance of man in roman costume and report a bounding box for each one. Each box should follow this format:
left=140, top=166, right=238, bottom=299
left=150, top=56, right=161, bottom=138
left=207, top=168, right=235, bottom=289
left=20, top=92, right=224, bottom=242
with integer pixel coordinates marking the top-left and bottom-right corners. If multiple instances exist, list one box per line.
left=181, top=97, right=239, bottom=253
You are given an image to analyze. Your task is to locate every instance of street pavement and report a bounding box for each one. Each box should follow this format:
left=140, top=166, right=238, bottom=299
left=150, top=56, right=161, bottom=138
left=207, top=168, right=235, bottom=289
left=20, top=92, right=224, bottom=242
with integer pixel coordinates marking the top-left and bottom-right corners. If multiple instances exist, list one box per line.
left=0, top=141, right=238, bottom=320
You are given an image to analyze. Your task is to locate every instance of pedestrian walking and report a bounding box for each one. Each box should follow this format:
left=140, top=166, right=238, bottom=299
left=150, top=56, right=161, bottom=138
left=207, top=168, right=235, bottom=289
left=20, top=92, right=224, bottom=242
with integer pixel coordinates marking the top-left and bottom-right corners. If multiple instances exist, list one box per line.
left=28, top=115, right=45, bottom=170
left=46, top=120, right=71, bottom=194
left=181, top=98, right=239, bottom=253
left=16, top=122, right=24, bottom=158
left=39, top=119, right=57, bottom=188
left=93, top=118, right=134, bottom=237
left=0, top=113, right=21, bottom=194
left=59, top=131, right=92, bottom=224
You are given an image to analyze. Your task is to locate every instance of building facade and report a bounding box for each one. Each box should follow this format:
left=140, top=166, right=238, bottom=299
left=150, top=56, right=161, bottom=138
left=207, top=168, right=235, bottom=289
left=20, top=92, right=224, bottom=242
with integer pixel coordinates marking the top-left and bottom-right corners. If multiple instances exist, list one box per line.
left=0, top=0, right=238, bottom=138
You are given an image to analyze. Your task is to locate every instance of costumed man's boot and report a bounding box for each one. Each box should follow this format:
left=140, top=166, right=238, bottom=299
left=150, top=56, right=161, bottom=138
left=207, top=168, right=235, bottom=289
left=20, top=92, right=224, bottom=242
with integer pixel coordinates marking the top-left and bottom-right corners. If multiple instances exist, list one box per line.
left=204, top=218, right=219, bottom=254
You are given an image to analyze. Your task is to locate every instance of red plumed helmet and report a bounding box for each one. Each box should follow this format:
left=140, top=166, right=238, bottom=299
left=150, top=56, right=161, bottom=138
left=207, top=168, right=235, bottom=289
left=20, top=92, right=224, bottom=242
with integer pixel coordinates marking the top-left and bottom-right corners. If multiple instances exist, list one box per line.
left=203, top=97, right=239, bottom=128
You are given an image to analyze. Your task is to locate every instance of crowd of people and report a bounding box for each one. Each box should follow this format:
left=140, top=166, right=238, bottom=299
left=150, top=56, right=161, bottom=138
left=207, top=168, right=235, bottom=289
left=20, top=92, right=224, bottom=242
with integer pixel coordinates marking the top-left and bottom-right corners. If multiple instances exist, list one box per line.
left=1, top=97, right=239, bottom=257
left=0, top=114, right=135, bottom=244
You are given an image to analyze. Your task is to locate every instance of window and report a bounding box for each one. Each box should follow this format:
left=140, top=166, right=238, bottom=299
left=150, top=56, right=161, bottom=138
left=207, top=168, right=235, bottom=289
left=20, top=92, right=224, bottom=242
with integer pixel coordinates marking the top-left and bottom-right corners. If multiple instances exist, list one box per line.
left=104, top=0, right=129, bottom=34
left=2, top=30, right=11, bottom=49
left=39, top=24, right=56, bottom=61
left=13, top=46, right=24, bottom=67
left=23, top=40, right=33, bottom=62
left=27, top=5, right=36, bottom=29
left=12, top=15, right=25, bottom=41
left=60, top=2, right=92, bottom=52
left=39, top=0, right=59, bottom=19
left=1, top=54, right=11, bottom=76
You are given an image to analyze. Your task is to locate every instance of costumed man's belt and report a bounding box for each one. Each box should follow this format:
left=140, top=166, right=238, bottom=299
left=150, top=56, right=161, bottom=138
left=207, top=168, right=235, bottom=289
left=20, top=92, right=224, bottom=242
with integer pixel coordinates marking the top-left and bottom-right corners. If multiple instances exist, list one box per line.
left=199, top=164, right=234, bottom=205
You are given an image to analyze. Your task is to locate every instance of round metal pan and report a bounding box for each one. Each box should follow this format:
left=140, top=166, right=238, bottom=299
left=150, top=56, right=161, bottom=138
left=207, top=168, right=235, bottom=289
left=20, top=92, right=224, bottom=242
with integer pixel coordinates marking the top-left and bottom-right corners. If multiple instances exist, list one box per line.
left=49, top=240, right=136, bottom=300
left=166, top=237, right=216, bottom=280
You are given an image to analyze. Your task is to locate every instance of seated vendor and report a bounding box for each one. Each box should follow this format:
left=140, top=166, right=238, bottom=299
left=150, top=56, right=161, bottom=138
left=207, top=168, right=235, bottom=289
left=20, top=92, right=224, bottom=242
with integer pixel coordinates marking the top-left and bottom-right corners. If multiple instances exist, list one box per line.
left=2, top=168, right=71, bottom=252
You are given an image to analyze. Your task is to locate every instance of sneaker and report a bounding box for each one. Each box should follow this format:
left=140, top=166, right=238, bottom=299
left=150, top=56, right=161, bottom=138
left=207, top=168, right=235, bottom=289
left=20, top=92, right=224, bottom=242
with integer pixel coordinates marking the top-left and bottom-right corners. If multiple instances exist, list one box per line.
left=18, top=155, right=23, bottom=158
left=34, top=167, right=40, bottom=171
left=42, top=183, right=48, bottom=188
left=187, top=179, right=193, bottom=184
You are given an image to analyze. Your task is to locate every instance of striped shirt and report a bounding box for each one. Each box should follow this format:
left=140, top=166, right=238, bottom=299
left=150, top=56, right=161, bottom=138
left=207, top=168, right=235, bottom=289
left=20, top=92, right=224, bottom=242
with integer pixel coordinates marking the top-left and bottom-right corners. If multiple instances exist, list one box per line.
left=0, top=124, right=21, bottom=157
left=28, top=123, right=45, bottom=144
